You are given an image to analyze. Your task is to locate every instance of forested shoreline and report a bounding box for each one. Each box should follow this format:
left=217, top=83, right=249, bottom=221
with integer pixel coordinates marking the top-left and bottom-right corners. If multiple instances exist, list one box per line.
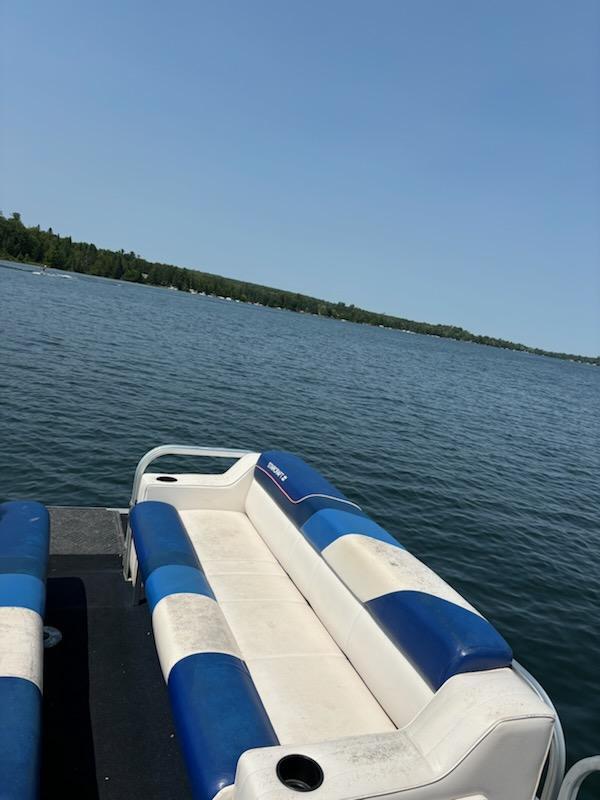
left=1, top=212, right=597, bottom=365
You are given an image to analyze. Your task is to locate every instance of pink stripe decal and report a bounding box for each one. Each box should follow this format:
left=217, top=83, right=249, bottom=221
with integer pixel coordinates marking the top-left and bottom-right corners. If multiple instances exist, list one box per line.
left=256, top=464, right=362, bottom=511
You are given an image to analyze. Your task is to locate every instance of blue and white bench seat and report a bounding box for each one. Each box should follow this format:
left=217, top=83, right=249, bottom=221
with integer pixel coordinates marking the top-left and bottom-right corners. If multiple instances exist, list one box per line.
left=0, top=501, right=50, bottom=800
left=131, top=450, right=555, bottom=800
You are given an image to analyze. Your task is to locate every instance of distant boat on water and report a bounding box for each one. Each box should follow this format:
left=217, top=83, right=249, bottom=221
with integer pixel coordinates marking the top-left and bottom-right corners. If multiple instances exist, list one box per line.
left=31, top=266, right=73, bottom=279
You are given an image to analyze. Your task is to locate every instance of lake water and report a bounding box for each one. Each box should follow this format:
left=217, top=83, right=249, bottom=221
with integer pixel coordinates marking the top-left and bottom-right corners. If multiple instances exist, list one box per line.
left=1, top=260, right=599, bottom=790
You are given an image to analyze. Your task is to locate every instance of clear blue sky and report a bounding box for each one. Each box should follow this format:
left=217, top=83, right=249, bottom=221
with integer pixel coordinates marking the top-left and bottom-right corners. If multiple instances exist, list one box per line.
left=2, top=1, right=598, bottom=355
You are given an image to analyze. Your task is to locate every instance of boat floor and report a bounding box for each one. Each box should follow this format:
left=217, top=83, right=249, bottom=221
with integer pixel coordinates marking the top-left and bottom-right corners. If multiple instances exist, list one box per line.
left=42, top=507, right=192, bottom=799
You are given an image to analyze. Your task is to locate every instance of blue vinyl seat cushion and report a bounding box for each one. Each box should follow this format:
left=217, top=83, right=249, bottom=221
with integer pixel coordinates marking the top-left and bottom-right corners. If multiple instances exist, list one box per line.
left=0, top=677, right=42, bottom=800
left=366, top=591, right=513, bottom=690
left=0, top=501, right=49, bottom=581
left=130, top=501, right=216, bottom=610
left=168, top=653, right=279, bottom=800
left=0, top=573, right=45, bottom=616
left=255, top=450, right=364, bottom=528
left=131, top=501, right=201, bottom=580
left=302, top=507, right=403, bottom=552
left=144, top=564, right=214, bottom=612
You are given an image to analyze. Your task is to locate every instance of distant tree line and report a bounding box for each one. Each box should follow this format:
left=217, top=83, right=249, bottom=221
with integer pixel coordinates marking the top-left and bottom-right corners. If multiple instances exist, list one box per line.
left=1, top=211, right=597, bottom=365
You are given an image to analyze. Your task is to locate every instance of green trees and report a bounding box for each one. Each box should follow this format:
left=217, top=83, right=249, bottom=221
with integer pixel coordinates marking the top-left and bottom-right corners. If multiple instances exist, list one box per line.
left=0, top=211, right=597, bottom=366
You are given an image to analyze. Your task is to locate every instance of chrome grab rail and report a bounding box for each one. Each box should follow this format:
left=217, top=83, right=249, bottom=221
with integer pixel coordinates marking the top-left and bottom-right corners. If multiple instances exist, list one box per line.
left=129, top=444, right=252, bottom=506
left=513, top=660, right=566, bottom=800
left=123, top=444, right=252, bottom=578
left=557, top=757, right=600, bottom=800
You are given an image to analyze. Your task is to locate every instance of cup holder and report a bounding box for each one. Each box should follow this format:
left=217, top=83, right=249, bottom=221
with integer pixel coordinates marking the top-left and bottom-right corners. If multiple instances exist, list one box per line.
left=156, top=475, right=177, bottom=482
left=276, top=754, right=324, bottom=792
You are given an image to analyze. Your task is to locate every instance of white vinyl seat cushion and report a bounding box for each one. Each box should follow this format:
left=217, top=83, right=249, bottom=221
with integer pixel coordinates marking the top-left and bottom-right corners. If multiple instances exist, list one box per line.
left=179, top=509, right=395, bottom=744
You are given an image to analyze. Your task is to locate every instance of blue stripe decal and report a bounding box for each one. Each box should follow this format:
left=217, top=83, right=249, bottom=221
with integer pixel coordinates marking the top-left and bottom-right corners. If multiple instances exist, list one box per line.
left=131, top=501, right=200, bottom=580
left=168, top=652, right=279, bottom=800
left=0, top=676, right=42, bottom=800
left=366, top=590, right=513, bottom=691
left=302, top=507, right=403, bottom=552
left=0, top=501, right=49, bottom=580
left=255, top=450, right=363, bottom=528
left=145, top=564, right=214, bottom=612
left=0, top=574, right=45, bottom=616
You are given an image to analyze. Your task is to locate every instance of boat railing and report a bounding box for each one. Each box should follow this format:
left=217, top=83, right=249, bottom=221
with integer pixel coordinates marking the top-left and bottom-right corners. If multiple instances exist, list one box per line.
left=514, top=662, right=598, bottom=799
left=123, top=444, right=252, bottom=578
left=557, top=757, right=600, bottom=800
left=513, top=660, right=566, bottom=800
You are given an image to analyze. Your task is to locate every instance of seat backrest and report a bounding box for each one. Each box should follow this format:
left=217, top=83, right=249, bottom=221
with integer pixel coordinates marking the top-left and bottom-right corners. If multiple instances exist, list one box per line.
left=246, top=451, right=513, bottom=727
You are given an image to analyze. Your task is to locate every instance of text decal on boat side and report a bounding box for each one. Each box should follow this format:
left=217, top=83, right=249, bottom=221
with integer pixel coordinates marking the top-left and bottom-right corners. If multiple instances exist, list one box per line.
left=267, top=462, right=288, bottom=483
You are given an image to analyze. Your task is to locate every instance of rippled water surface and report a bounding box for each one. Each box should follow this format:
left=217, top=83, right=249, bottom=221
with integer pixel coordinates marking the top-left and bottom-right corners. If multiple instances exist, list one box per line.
left=2, top=261, right=599, bottom=789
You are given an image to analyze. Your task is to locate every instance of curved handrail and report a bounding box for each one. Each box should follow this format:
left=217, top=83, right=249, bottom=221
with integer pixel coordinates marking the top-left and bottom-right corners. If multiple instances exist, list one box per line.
left=513, top=660, right=566, bottom=800
left=557, top=757, right=600, bottom=800
left=129, top=444, right=252, bottom=506
left=124, top=444, right=252, bottom=579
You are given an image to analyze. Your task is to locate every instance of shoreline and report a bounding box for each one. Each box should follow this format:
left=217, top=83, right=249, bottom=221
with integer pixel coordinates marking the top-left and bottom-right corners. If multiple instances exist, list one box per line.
left=1, top=254, right=597, bottom=367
